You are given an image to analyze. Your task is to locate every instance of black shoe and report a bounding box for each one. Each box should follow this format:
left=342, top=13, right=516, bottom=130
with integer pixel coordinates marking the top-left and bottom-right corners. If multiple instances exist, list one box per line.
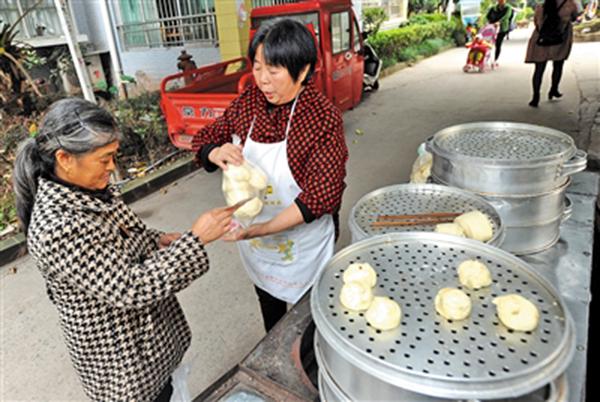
left=548, top=90, right=563, bottom=100
left=529, top=96, right=539, bottom=107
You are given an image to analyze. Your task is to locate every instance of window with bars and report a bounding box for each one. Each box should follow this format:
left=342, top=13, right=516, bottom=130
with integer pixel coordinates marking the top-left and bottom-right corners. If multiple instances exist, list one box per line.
left=0, top=0, right=62, bottom=39
left=116, top=0, right=218, bottom=50
left=251, top=0, right=300, bottom=7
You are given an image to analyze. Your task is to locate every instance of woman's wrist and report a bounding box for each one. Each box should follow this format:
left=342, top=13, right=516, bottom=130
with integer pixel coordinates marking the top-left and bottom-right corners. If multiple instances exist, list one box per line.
left=247, top=221, right=270, bottom=239
left=207, top=146, right=220, bottom=164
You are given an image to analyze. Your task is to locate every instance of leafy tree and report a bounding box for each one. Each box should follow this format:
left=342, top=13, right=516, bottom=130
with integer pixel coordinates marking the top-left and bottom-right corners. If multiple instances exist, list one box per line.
left=0, top=0, right=44, bottom=115
left=409, top=0, right=443, bottom=15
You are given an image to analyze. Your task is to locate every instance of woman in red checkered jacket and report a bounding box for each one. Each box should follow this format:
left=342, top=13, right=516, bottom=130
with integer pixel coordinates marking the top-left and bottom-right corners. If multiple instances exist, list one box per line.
left=192, top=19, right=349, bottom=332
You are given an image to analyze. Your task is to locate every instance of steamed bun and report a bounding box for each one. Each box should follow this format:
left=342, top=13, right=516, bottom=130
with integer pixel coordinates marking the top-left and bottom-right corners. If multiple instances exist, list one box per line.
left=248, top=168, right=268, bottom=190
left=435, top=288, right=472, bottom=321
left=343, top=263, right=377, bottom=288
left=340, top=282, right=374, bottom=311
left=234, top=197, right=263, bottom=219
left=435, top=223, right=465, bottom=237
left=365, top=297, right=402, bottom=330
left=454, top=210, right=493, bottom=242
left=457, top=260, right=492, bottom=290
left=493, top=294, right=539, bottom=332
left=224, top=164, right=251, bottom=181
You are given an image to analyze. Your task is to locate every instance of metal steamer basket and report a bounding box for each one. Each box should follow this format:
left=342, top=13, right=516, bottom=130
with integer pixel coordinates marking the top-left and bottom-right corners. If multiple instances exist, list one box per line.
left=482, top=180, right=571, bottom=226
left=349, top=184, right=505, bottom=247
left=311, top=233, right=575, bottom=401
left=427, top=122, right=587, bottom=195
left=317, top=362, right=569, bottom=402
left=499, top=197, right=572, bottom=256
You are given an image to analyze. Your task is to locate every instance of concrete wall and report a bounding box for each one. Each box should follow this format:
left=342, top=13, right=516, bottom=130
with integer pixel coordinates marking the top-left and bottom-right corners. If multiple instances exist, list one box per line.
left=71, top=0, right=111, bottom=53
left=215, top=0, right=252, bottom=60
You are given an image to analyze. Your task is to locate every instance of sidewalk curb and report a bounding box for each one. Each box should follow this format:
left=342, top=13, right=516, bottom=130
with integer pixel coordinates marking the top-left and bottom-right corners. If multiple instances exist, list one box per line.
left=0, top=155, right=198, bottom=267
left=574, top=33, right=600, bottom=42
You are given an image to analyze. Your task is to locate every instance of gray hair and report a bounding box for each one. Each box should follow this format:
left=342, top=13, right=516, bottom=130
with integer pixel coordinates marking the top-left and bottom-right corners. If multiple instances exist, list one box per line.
left=13, top=97, right=122, bottom=234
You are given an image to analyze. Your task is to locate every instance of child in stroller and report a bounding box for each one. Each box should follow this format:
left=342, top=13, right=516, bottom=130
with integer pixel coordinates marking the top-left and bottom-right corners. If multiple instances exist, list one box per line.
left=463, top=23, right=498, bottom=73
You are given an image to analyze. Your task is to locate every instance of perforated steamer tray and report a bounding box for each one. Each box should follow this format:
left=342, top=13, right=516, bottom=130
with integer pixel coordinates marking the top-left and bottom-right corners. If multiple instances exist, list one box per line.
left=429, top=123, right=576, bottom=164
left=349, top=184, right=504, bottom=246
left=311, top=233, right=575, bottom=400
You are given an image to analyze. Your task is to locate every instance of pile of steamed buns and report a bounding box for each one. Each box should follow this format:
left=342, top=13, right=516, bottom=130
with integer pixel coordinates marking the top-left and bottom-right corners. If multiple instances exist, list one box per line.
left=339, top=261, right=539, bottom=333
left=222, top=162, right=268, bottom=219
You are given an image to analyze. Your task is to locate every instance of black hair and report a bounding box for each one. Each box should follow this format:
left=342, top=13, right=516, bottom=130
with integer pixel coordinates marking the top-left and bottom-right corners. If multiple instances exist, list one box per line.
left=13, top=97, right=121, bottom=234
left=248, top=18, right=317, bottom=84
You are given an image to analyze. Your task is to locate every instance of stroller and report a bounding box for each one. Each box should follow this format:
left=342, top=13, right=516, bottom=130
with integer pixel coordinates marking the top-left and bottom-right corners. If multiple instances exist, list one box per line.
left=463, top=24, right=497, bottom=73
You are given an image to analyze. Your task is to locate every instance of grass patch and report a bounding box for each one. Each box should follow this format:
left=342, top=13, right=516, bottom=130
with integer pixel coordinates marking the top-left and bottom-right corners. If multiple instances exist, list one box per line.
left=398, top=38, right=455, bottom=62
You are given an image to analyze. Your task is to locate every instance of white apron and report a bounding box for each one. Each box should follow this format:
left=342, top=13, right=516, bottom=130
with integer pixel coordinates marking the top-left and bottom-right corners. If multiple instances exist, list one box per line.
left=237, top=94, right=335, bottom=304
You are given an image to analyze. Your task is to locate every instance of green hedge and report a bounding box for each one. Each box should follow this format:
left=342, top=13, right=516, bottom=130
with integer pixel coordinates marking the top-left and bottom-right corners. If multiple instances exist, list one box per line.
left=516, top=6, right=534, bottom=21
left=369, top=19, right=457, bottom=67
left=408, top=12, right=447, bottom=25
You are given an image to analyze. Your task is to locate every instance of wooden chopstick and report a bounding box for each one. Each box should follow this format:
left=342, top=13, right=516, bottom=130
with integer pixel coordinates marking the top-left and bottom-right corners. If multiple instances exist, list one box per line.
left=371, top=218, right=455, bottom=227
left=377, top=212, right=461, bottom=220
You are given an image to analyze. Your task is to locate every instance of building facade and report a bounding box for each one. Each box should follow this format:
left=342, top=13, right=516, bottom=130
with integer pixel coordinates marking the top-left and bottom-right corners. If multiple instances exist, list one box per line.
left=0, top=0, right=406, bottom=95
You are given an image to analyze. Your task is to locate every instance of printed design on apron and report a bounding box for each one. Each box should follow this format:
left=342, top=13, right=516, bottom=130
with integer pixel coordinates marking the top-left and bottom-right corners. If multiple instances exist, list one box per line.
left=249, top=180, right=296, bottom=262
left=248, top=237, right=295, bottom=262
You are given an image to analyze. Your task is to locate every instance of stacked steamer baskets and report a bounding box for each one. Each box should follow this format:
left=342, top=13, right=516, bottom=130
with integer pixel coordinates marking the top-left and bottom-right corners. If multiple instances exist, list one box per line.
left=311, top=233, right=575, bottom=402
left=427, top=122, right=587, bottom=255
left=348, top=184, right=505, bottom=247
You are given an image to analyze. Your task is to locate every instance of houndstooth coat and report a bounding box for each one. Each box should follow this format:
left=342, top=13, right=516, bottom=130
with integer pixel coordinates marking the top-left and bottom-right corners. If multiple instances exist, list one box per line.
left=27, top=178, right=210, bottom=401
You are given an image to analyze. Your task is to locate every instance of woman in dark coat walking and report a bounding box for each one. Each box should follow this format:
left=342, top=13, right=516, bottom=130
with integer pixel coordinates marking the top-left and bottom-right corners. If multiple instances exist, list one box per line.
left=525, top=0, right=579, bottom=107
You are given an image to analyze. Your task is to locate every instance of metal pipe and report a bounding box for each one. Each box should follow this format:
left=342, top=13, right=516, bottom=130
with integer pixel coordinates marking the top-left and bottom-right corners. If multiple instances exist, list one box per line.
left=53, top=0, right=96, bottom=102
left=99, top=0, right=127, bottom=98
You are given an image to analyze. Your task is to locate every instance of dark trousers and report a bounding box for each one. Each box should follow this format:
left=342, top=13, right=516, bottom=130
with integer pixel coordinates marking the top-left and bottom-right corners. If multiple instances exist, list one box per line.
left=254, top=286, right=288, bottom=332
left=154, top=377, right=173, bottom=402
left=532, top=60, right=565, bottom=98
left=495, top=31, right=508, bottom=61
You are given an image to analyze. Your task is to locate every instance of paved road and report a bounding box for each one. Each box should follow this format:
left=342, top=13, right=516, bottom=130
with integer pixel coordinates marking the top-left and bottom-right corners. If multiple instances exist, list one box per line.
left=1, top=29, right=598, bottom=400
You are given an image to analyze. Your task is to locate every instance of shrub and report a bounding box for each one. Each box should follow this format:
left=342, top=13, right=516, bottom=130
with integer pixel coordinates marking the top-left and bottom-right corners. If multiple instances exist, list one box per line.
left=516, top=6, right=534, bottom=21
left=408, top=12, right=447, bottom=25
left=363, top=7, right=388, bottom=36
left=479, top=0, right=493, bottom=27
left=110, top=92, right=177, bottom=170
left=0, top=116, right=36, bottom=235
left=574, top=18, right=600, bottom=33
left=0, top=92, right=179, bottom=237
left=409, top=0, right=443, bottom=14
left=369, top=19, right=457, bottom=63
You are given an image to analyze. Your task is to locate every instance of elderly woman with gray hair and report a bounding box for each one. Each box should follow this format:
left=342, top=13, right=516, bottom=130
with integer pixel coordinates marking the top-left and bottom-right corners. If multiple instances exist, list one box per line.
left=13, top=98, right=234, bottom=401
